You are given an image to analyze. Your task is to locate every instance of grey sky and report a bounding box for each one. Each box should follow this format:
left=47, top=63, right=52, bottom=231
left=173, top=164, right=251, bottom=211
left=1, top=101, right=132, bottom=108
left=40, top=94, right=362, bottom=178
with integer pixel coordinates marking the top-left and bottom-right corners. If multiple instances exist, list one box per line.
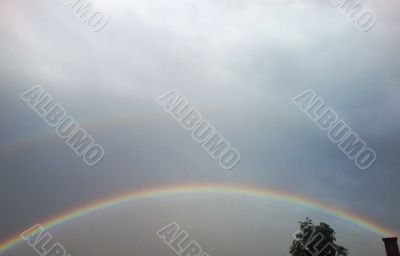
left=0, top=0, right=399, bottom=255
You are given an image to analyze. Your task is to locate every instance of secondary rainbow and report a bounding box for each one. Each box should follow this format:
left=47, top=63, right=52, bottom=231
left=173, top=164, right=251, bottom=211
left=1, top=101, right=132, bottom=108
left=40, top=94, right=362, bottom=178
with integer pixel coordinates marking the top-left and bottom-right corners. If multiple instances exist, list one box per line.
left=0, top=183, right=397, bottom=254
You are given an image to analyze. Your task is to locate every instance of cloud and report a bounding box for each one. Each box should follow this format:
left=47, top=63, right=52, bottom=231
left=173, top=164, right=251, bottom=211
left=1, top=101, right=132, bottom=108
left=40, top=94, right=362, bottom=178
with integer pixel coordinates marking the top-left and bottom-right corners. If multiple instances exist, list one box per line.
left=0, top=0, right=399, bottom=254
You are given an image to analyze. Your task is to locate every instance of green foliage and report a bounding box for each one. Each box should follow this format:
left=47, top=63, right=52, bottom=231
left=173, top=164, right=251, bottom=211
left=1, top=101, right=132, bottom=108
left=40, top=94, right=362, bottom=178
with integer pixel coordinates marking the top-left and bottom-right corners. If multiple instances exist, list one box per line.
left=290, top=217, right=348, bottom=256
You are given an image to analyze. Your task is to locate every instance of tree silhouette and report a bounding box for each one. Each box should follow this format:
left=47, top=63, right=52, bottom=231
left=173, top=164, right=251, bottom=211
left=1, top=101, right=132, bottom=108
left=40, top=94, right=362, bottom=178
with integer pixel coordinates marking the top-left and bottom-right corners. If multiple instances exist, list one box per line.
left=290, top=217, right=348, bottom=256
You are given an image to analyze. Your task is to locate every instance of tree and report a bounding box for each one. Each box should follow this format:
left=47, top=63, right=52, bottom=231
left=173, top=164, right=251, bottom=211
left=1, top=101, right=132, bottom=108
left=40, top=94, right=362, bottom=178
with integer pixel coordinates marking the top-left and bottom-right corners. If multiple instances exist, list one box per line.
left=290, top=217, right=348, bottom=256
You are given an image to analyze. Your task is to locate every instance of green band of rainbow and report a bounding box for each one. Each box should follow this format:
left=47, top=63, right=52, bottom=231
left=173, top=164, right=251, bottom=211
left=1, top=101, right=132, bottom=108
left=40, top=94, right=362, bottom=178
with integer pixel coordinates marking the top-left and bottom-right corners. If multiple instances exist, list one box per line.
left=0, top=183, right=397, bottom=254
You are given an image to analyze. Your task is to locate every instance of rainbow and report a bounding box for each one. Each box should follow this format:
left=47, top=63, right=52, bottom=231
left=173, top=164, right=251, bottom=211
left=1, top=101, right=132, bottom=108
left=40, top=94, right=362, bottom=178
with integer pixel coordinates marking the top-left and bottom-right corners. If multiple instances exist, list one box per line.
left=0, top=183, right=397, bottom=254
left=0, top=113, right=154, bottom=160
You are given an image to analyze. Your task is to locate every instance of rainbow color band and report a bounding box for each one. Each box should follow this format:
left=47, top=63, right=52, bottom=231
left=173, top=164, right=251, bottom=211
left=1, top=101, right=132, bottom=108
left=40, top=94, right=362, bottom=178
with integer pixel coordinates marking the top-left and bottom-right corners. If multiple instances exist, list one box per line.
left=0, top=183, right=398, bottom=254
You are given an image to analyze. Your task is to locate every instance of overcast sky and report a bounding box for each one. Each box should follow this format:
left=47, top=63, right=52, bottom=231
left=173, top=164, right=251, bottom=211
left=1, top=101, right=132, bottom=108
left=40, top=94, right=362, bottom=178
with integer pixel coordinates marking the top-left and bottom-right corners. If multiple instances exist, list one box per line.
left=0, top=0, right=399, bottom=255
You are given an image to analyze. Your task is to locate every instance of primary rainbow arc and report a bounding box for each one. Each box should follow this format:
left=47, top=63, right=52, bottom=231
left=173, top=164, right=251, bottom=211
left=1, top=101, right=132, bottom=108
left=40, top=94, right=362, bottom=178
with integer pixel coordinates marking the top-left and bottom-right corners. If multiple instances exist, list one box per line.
left=0, top=183, right=397, bottom=254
